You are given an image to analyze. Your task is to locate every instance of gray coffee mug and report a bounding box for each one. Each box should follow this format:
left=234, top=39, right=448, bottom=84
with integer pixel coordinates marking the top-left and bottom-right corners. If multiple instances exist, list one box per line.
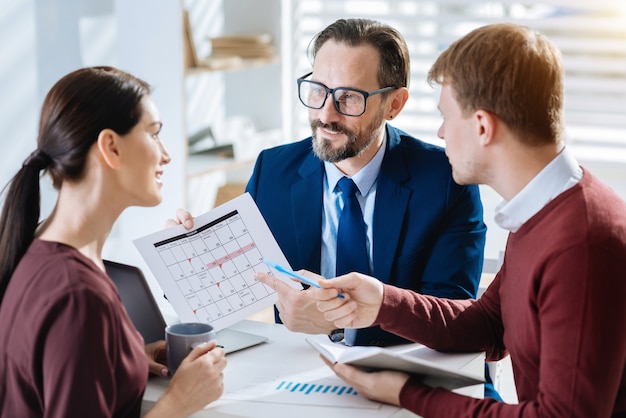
left=165, top=322, right=216, bottom=376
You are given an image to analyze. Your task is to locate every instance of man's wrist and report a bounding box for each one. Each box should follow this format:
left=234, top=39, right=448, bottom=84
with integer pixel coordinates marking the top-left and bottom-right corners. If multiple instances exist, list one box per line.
left=328, top=328, right=345, bottom=343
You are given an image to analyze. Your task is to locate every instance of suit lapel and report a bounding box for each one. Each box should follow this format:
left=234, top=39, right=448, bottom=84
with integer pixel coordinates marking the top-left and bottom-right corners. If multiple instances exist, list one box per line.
left=372, top=127, right=411, bottom=284
left=290, top=152, right=324, bottom=271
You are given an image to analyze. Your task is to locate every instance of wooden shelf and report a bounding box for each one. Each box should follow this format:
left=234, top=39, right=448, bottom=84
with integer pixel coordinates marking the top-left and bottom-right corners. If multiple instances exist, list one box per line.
left=185, top=55, right=280, bottom=75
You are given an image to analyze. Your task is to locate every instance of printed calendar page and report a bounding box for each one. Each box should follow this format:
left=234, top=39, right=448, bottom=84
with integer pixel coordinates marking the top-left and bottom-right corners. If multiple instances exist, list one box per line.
left=133, top=193, right=299, bottom=331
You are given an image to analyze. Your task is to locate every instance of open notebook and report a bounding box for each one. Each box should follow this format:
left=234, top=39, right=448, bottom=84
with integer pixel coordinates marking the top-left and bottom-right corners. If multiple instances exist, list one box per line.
left=104, top=259, right=268, bottom=353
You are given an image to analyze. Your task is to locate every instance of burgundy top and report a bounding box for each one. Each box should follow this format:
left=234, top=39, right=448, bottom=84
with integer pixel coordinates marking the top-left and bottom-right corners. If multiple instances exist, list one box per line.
left=376, top=171, right=626, bottom=417
left=0, top=239, right=148, bottom=417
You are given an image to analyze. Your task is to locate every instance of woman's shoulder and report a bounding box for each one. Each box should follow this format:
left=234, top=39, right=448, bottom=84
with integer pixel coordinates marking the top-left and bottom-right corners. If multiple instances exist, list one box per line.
left=16, top=239, right=117, bottom=303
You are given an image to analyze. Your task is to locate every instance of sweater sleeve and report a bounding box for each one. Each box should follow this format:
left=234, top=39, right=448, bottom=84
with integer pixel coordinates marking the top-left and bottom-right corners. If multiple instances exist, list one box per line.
left=376, top=286, right=511, bottom=416
left=378, top=283, right=542, bottom=417
left=375, top=279, right=505, bottom=357
left=378, top=243, right=626, bottom=418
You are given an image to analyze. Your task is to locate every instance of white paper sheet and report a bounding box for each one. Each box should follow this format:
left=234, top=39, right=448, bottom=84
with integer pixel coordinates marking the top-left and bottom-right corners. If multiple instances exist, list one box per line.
left=133, top=193, right=299, bottom=331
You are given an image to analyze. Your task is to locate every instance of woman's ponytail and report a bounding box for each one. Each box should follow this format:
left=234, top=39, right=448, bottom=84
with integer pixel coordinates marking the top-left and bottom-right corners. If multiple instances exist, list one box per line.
left=0, top=150, right=49, bottom=302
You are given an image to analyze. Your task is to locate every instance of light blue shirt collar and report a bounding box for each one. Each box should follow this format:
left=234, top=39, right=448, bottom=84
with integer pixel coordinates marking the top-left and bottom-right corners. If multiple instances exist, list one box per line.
left=495, top=146, right=583, bottom=232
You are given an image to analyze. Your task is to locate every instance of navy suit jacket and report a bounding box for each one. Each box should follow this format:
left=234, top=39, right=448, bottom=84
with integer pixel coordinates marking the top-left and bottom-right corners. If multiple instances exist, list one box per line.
left=246, top=125, right=487, bottom=345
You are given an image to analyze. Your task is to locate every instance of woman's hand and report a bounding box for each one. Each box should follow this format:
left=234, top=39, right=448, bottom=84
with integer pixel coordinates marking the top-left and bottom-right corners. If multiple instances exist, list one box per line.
left=145, top=340, right=168, bottom=377
left=146, top=340, right=227, bottom=418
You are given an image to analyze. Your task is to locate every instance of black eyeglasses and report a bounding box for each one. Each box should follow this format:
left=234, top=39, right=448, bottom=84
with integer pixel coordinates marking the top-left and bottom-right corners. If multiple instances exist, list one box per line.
left=297, top=72, right=397, bottom=117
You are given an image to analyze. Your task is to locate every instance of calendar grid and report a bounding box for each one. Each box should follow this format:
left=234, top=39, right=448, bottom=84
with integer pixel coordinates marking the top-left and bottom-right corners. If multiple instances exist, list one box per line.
left=153, top=210, right=273, bottom=323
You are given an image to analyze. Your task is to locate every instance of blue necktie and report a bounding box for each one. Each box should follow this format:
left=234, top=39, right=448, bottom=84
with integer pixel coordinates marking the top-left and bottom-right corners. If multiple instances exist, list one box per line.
left=336, top=177, right=369, bottom=346
left=336, top=177, right=369, bottom=276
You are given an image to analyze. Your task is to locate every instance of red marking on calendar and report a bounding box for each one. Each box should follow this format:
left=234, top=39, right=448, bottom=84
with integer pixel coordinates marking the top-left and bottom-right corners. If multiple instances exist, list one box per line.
left=205, top=242, right=257, bottom=270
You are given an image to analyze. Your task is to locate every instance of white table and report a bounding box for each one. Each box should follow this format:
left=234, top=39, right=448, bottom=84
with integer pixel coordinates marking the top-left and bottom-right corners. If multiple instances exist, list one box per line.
left=142, top=320, right=484, bottom=417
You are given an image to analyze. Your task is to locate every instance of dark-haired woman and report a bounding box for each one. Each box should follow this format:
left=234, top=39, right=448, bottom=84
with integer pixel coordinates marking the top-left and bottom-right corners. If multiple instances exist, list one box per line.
left=0, top=66, right=226, bottom=418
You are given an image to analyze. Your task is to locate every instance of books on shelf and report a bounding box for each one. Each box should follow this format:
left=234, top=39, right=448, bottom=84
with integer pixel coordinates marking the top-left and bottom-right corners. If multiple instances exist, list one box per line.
left=209, top=33, right=275, bottom=59
left=306, top=336, right=485, bottom=391
left=183, top=10, right=276, bottom=70
left=210, top=33, right=273, bottom=48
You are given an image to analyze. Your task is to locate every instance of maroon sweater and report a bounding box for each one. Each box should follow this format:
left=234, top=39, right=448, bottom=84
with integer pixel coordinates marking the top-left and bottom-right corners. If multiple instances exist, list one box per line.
left=376, top=171, right=626, bottom=417
left=0, top=240, right=148, bottom=417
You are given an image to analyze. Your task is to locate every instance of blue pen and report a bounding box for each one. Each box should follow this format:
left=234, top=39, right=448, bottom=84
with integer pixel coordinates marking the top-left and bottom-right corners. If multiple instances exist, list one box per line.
left=262, top=259, right=345, bottom=299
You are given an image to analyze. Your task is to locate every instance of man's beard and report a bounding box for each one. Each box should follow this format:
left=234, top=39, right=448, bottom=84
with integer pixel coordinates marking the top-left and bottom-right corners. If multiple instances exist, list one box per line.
left=311, top=111, right=385, bottom=163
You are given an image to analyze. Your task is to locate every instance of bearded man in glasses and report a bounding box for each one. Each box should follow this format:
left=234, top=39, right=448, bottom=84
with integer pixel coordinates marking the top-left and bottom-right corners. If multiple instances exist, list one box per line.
left=246, top=18, right=487, bottom=346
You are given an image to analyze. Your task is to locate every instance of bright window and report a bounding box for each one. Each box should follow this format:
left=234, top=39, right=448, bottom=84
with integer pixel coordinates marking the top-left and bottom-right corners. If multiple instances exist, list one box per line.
left=286, top=0, right=626, bottom=160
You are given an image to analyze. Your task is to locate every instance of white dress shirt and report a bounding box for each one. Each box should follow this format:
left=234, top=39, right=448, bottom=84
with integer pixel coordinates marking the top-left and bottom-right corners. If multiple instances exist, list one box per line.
left=495, top=146, right=583, bottom=233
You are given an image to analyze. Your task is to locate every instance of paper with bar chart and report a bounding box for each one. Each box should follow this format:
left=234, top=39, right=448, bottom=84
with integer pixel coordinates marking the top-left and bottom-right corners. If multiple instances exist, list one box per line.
left=219, top=364, right=382, bottom=410
left=133, top=193, right=299, bottom=331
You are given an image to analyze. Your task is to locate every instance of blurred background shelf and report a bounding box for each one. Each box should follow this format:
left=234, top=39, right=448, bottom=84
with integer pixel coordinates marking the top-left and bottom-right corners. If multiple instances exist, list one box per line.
left=185, top=55, right=280, bottom=75
left=181, top=0, right=286, bottom=214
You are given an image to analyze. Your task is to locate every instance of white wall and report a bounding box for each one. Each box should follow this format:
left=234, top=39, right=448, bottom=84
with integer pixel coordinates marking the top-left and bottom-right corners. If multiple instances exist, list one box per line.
left=0, top=0, right=186, bottom=270
left=110, top=0, right=186, bottom=266
left=0, top=0, right=95, bottom=220
left=0, top=0, right=39, bottom=208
